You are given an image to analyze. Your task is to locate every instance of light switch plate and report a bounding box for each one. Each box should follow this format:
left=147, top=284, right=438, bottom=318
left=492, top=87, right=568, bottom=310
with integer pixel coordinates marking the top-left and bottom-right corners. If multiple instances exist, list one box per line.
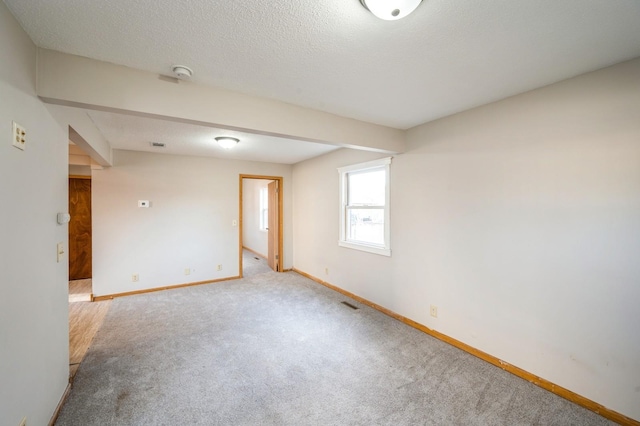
left=57, top=242, right=64, bottom=263
left=12, top=121, right=26, bottom=150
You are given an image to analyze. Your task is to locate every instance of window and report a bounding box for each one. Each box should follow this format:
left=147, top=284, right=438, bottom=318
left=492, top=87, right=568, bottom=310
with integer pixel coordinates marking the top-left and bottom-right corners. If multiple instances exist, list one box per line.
left=338, top=157, right=391, bottom=256
left=259, top=187, right=268, bottom=231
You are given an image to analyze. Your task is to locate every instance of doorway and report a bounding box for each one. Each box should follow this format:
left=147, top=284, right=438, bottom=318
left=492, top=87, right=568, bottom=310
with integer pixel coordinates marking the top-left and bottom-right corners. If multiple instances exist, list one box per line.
left=68, top=175, right=93, bottom=301
left=239, top=175, right=283, bottom=277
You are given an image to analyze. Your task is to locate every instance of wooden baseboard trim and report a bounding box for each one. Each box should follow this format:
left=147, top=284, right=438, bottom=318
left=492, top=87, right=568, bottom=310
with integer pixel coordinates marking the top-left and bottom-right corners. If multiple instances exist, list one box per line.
left=93, top=276, right=240, bottom=301
left=48, top=382, right=71, bottom=426
left=292, top=268, right=638, bottom=426
left=242, top=246, right=267, bottom=259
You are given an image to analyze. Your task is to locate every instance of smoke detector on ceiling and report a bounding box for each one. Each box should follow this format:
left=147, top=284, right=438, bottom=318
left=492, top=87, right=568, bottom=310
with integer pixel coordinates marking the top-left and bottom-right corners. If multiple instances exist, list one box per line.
left=172, top=65, right=193, bottom=79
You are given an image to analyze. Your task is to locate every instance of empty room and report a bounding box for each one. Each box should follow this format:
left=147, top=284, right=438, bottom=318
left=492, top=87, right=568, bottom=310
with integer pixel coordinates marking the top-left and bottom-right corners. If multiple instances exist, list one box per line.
left=1, top=0, right=639, bottom=425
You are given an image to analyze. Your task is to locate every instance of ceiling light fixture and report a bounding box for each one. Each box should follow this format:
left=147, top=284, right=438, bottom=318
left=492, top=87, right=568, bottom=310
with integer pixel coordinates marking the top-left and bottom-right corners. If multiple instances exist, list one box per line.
left=215, top=136, right=239, bottom=149
left=172, top=65, right=193, bottom=79
left=359, top=0, right=422, bottom=20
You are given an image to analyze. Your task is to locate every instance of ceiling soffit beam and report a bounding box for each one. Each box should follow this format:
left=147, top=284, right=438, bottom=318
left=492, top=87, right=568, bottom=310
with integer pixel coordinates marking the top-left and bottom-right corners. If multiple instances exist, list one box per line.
left=36, top=49, right=405, bottom=154
left=46, top=103, right=113, bottom=166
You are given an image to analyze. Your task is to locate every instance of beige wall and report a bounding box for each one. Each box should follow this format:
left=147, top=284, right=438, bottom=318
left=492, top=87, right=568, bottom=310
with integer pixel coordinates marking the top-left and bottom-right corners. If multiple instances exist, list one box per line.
left=92, top=150, right=293, bottom=297
left=242, top=178, right=271, bottom=257
left=0, top=2, right=70, bottom=425
left=292, top=58, right=640, bottom=420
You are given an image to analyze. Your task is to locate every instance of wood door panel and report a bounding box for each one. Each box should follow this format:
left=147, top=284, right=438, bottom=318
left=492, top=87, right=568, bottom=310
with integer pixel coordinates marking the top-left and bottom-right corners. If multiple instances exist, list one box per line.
left=69, top=178, right=92, bottom=280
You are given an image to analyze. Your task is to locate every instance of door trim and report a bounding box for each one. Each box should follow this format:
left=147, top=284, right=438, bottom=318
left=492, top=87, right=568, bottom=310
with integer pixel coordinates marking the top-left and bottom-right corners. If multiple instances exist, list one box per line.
left=239, top=175, right=284, bottom=277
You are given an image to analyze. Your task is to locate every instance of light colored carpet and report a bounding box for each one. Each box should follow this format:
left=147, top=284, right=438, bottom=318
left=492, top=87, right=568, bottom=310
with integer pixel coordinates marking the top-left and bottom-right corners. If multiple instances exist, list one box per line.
left=242, top=248, right=272, bottom=277
left=55, top=271, right=612, bottom=425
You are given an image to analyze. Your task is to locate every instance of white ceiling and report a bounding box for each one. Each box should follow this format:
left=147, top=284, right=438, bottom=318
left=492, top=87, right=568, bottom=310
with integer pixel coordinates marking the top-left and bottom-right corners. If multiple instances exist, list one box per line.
left=5, top=0, right=640, bottom=164
left=85, top=111, right=340, bottom=164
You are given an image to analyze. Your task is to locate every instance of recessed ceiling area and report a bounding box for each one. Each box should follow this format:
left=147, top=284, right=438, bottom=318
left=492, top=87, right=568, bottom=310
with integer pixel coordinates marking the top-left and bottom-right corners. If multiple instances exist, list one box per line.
left=5, top=0, right=640, bottom=130
left=85, top=110, right=340, bottom=164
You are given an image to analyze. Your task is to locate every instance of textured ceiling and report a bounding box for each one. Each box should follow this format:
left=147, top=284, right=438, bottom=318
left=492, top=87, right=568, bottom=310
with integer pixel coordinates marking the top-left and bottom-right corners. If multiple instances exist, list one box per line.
left=85, top=111, right=340, bottom=164
left=5, top=0, right=640, bottom=130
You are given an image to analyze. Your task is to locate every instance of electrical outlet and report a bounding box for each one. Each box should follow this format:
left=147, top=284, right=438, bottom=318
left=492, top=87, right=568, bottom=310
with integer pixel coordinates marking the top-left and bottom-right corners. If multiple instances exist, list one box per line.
left=217, top=264, right=222, bottom=271
left=19, top=416, right=27, bottom=426
left=184, top=268, right=190, bottom=275
left=12, top=121, right=26, bottom=150
left=430, top=305, right=438, bottom=318
left=132, top=274, right=139, bottom=282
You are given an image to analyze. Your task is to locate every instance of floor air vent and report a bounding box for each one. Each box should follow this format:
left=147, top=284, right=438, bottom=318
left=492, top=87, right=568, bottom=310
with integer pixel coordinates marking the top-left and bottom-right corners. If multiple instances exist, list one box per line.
left=341, top=301, right=359, bottom=310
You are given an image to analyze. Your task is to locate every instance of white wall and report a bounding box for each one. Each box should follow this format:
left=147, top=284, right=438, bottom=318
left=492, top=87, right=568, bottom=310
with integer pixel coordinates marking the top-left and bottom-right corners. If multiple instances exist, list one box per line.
left=242, top=178, right=270, bottom=257
left=92, top=150, right=292, bottom=296
left=0, top=2, right=70, bottom=425
left=47, top=104, right=113, bottom=166
left=69, top=165, right=92, bottom=176
left=292, top=58, right=640, bottom=421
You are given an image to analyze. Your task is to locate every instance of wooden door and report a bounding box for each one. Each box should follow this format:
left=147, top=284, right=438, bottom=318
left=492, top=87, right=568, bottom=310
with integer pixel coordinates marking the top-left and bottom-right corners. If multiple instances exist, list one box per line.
left=267, top=180, right=279, bottom=271
left=69, top=178, right=92, bottom=280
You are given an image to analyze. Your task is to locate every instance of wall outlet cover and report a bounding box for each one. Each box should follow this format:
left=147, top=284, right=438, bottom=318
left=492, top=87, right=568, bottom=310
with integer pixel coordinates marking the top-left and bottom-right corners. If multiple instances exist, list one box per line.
left=430, top=305, right=438, bottom=318
left=12, top=121, right=26, bottom=151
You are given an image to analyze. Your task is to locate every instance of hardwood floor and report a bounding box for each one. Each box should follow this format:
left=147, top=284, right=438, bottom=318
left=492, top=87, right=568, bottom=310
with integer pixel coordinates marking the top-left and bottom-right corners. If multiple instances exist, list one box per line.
left=69, top=282, right=111, bottom=378
left=69, top=279, right=92, bottom=302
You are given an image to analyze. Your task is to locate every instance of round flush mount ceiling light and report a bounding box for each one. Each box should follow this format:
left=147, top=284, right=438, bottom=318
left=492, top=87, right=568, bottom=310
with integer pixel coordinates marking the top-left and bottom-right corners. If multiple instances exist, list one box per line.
left=359, top=0, right=422, bottom=20
left=172, top=65, right=193, bottom=79
left=215, top=137, right=240, bottom=149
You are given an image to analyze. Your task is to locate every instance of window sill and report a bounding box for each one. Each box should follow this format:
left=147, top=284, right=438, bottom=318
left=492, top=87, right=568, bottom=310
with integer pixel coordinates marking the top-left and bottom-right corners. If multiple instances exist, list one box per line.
left=338, top=240, right=391, bottom=257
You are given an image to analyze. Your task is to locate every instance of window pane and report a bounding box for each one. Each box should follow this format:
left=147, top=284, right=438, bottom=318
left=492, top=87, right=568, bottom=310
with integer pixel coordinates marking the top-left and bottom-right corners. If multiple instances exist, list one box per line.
left=348, top=169, right=385, bottom=206
left=347, top=208, right=384, bottom=245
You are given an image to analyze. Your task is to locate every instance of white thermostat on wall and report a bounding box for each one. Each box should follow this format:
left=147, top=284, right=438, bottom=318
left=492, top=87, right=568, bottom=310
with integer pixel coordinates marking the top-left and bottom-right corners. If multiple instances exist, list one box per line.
left=138, top=200, right=150, bottom=208
left=57, top=212, right=71, bottom=224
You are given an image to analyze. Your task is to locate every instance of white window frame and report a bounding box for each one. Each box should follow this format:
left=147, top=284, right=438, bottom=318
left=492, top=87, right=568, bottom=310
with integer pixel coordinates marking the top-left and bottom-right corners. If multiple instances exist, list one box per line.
left=338, top=157, right=391, bottom=257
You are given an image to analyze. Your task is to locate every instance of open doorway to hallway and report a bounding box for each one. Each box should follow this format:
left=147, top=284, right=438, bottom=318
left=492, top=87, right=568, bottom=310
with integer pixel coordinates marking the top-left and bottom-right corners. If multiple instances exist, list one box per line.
left=67, top=142, right=110, bottom=381
left=239, top=175, right=283, bottom=277
left=68, top=143, right=94, bottom=301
